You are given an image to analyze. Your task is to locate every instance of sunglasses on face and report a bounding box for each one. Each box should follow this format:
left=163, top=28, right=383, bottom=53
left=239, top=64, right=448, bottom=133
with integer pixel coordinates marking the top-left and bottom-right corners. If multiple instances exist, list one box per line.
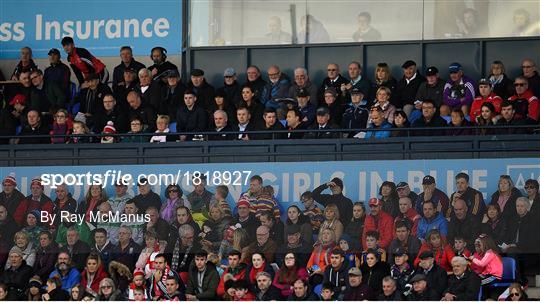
left=514, top=83, right=526, bottom=87
left=509, top=292, right=521, bottom=297
left=525, top=186, right=535, bottom=189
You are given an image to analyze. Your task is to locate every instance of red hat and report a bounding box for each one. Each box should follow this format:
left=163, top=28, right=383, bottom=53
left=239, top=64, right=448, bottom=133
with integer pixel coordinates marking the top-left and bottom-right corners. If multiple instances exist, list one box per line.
left=237, top=196, right=251, bottom=209
left=133, top=268, right=145, bottom=278
left=9, top=94, right=26, bottom=106
left=103, top=121, right=116, bottom=134
left=2, top=173, right=16, bottom=186
left=368, top=198, right=381, bottom=206
left=31, top=177, right=43, bottom=188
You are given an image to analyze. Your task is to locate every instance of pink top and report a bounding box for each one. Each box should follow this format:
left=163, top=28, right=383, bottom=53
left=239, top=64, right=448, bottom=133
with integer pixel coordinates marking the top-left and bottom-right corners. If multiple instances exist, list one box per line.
left=471, top=250, right=503, bottom=279
left=497, top=194, right=510, bottom=212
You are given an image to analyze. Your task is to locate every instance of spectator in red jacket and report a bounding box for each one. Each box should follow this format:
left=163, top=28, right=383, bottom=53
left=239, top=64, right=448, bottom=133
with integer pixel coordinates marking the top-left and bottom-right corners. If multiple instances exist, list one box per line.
left=217, top=250, right=247, bottom=299
left=470, top=79, right=502, bottom=122
left=80, top=253, right=109, bottom=296
left=61, top=36, right=109, bottom=86
left=415, top=229, right=455, bottom=273
left=362, top=198, right=394, bottom=249
left=395, top=196, right=421, bottom=236
left=13, top=177, right=53, bottom=227
left=508, top=76, right=539, bottom=121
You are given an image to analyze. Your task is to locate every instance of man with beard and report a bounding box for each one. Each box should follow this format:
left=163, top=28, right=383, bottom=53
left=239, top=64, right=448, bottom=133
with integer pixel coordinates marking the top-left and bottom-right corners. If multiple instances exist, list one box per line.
left=48, top=251, right=81, bottom=292
left=261, top=65, right=291, bottom=110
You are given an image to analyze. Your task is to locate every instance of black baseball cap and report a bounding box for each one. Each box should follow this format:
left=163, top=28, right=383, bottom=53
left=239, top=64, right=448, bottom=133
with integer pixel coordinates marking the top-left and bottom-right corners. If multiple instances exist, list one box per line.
left=297, top=88, right=310, bottom=98
left=425, top=66, right=439, bottom=76
left=422, top=175, right=435, bottom=185
left=48, top=48, right=61, bottom=56
left=316, top=107, right=330, bottom=116
left=191, top=69, right=204, bottom=76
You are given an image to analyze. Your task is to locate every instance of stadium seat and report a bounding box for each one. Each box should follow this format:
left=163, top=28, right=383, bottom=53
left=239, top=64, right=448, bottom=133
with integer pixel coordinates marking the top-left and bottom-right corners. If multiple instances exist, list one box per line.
left=314, top=284, right=322, bottom=295
left=70, top=81, right=78, bottom=101
left=71, top=103, right=81, bottom=115
left=169, top=122, right=177, bottom=132
left=490, top=257, right=517, bottom=288
left=15, top=125, right=22, bottom=135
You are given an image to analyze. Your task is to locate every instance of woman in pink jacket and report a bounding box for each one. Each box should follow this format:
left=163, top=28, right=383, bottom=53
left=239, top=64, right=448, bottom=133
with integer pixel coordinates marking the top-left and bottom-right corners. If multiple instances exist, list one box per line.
left=469, top=234, right=503, bottom=287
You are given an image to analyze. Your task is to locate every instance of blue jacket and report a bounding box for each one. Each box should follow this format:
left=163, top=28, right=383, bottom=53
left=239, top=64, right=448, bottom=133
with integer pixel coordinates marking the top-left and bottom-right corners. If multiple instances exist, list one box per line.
left=49, top=267, right=81, bottom=292
left=365, top=121, right=392, bottom=139
left=261, top=74, right=291, bottom=109
left=417, top=213, right=448, bottom=240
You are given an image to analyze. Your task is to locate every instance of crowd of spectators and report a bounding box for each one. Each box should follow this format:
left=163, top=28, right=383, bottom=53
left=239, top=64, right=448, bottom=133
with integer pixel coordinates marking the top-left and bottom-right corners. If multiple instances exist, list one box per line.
left=0, top=38, right=539, bottom=144
left=0, top=170, right=538, bottom=300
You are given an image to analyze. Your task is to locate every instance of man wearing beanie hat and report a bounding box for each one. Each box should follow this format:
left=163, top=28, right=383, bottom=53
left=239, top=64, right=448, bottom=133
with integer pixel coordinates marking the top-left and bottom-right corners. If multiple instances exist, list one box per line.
left=0, top=173, right=25, bottom=215
left=0, top=247, right=34, bottom=300
left=312, top=177, right=353, bottom=227
left=101, top=120, right=117, bottom=143
left=13, top=176, right=54, bottom=227
left=231, top=196, right=258, bottom=241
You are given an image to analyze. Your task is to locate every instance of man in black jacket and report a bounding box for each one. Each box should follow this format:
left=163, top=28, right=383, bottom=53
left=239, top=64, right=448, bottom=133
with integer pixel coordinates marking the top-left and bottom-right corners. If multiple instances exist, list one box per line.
left=449, top=172, right=485, bottom=220
left=208, top=110, right=233, bottom=141
left=127, top=90, right=157, bottom=132
left=93, top=94, right=128, bottom=133
left=407, top=274, right=439, bottom=301
left=244, top=65, right=267, bottom=99
left=254, top=271, right=282, bottom=300
left=0, top=249, right=34, bottom=300
left=322, top=249, right=349, bottom=299
left=411, top=99, right=447, bottom=136
left=160, top=70, right=186, bottom=117
left=415, top=251, right=447, bottom=298
left=29, top=69, right=66, bottom=112
left=396, top=60, right=426, bottom=113
left=65, top=227, right=90, bottom=272
left=378, top=276, right=403, bottom=301
left=318, top=63, right=349, bottom=104
left=312, top=177, right=353, bottom=226
left=446, top=199, right=481, bottom=248
left=442, top=256, right=480, bottom=301
left=232, top=107, right=258, bottom=140
left=185, top=251, right=220, bottom=300
left=132, top=178, right=162, bottom=214
left=176, top=90, right=207, bottom=141
left=112, top=46, right=145, bottom=90
left=304, top=107, right=340, bottom=139
left=187, top=69, right=215, bottom=113
left=17, top=110, right=49, bottom=144
left=255, top=107, right=285, bottom=140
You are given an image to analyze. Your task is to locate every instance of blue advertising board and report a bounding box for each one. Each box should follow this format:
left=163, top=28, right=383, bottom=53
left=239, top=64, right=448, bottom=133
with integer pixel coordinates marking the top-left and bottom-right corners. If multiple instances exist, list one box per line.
left=1, top=158, right=539, bottom=211
left=0, top=0, right=182, bottom=59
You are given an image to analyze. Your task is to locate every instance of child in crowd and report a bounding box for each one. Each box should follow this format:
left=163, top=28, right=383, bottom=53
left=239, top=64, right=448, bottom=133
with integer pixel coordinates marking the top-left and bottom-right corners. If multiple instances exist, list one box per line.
left=69, top=120, right=93, bottom=143
left=100, top=121, right=117, bottom=143
left=128, top=268, right=148, bottom=301
left=339, top=234, right=360, bottom=268
left=320, top=282, right=336, bottom=301
left=132, top=287, right=146, bottom=301
left=360, top=231, right=387, bottom=264
left=212, top=185, right=232, bottom=217
left=232, top=279, right=255, bottom=301
left=453, top=236, right=471, bottom=258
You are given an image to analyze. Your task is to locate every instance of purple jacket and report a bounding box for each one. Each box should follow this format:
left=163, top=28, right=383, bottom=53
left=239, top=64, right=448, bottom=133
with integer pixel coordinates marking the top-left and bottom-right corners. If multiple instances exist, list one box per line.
left=443, top=75, right=476, bottom=108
